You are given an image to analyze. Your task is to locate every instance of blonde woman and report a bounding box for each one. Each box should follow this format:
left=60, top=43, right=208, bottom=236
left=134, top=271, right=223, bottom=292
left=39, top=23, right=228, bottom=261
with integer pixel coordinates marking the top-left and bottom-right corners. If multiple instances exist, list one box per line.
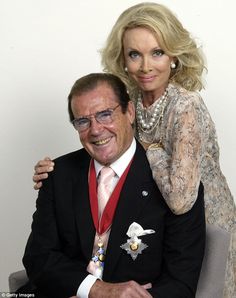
left=33, top=3, right=235, bottom=296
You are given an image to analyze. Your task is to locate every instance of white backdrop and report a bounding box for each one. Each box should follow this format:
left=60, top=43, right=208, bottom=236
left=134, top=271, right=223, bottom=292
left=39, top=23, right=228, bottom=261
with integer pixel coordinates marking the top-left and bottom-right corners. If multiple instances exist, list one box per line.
left=0, top=0, right=235, bottom=291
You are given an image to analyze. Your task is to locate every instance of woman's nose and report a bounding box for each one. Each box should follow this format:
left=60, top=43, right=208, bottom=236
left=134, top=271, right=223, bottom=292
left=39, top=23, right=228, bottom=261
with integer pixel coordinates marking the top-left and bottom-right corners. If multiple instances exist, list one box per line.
left=140, top=57, right=152, bottom=73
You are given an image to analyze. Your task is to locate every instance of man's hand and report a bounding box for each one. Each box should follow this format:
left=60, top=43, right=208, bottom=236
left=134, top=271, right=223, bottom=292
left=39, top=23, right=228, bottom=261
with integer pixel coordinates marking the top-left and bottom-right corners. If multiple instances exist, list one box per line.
left=33, top=157, right=54, bottom=190
left=89, top=280, right=152, bottom=298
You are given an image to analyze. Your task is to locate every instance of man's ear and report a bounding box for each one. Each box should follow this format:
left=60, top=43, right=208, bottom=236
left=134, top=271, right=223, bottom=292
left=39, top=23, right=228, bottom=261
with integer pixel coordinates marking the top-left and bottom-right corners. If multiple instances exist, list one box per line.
left=127, top=100, right=136, bottom=125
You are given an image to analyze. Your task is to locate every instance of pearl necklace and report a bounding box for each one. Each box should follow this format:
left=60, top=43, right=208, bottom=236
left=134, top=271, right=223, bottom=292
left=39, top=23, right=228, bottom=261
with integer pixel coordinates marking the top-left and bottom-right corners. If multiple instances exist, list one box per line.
left=136, top=89, right=168, bottom=135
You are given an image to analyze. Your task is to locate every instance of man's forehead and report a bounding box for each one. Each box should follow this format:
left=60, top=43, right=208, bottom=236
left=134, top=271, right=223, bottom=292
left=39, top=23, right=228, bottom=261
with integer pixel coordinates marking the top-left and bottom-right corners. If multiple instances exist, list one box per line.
left=71, top=85, right=120, bottom=116
left=73, top=83, right=118, bottom=102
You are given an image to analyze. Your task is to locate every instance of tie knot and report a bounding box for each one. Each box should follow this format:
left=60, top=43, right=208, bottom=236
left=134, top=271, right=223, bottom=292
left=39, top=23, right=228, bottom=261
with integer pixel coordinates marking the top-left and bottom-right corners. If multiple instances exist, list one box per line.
left=99, top=167, right=115, bottom=184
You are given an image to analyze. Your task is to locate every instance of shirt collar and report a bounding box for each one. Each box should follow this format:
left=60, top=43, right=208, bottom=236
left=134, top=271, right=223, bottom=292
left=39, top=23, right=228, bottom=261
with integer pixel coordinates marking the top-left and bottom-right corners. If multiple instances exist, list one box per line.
left=94, top=138, right=136, bottom=178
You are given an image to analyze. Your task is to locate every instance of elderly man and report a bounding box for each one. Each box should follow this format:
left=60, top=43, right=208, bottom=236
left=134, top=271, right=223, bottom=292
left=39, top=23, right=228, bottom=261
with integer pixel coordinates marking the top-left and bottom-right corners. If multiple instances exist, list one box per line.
left=20, top=73, right=205, bottom=298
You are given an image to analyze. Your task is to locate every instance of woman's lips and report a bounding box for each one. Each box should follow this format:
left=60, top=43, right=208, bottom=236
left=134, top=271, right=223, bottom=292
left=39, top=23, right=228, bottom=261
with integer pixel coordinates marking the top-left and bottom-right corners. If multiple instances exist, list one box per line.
left=138, top=75, right=156, bottom=83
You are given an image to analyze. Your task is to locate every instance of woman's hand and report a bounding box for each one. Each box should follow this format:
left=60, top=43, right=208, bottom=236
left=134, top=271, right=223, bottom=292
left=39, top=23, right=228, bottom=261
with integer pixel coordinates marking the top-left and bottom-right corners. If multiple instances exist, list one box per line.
left=139, top=141, right=151, bottom=151
left=33, top=157, right=54, bottom=190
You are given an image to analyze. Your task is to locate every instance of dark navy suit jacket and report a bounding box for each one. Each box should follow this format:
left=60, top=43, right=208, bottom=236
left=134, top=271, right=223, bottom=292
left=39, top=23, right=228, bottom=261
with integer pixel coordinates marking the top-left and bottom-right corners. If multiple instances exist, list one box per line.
left=22, top=141, right=205, bottom=298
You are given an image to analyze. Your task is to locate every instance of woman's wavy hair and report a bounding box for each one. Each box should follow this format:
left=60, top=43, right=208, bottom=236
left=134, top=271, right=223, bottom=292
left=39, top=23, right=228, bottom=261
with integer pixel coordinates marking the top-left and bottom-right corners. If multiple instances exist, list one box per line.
left=101, top=2, right=207, bottom=97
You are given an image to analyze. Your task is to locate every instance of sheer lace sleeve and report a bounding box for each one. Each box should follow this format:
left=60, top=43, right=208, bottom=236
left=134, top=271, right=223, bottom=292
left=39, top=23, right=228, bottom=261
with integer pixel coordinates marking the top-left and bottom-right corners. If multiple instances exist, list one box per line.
left=146, top=97, right=203, bottom=215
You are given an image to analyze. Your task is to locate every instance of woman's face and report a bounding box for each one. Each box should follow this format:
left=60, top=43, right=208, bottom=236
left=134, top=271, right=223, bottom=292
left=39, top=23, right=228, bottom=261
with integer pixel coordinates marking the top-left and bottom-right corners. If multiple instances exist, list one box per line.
left=123, top=27, right=174, bottom=97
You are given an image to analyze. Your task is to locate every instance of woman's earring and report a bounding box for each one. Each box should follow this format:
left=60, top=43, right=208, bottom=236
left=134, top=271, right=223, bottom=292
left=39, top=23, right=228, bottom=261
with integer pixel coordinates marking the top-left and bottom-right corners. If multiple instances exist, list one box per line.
left=170, top=62, right=176, bottom=69
left=124, top=67, right=128, bottom=72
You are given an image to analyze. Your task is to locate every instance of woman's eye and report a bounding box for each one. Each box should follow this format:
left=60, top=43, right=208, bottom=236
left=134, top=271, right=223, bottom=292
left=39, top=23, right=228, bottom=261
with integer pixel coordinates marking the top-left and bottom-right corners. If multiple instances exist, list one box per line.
left=153, top=49, right=165, bottom=57
left=128, top=51, right=140, bottom=59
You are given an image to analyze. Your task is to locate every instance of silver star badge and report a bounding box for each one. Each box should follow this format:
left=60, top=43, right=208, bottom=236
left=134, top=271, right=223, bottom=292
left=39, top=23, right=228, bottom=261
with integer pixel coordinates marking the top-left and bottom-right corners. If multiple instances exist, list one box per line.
left=120, top=237, right=148, bottom=260
left=120, top=222, right=155, bottom=261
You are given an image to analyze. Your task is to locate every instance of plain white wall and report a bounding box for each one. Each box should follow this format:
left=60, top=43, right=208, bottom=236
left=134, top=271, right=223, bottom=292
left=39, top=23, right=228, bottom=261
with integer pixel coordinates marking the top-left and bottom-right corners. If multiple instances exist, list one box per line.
left=0, top=0, right=235, bottom=291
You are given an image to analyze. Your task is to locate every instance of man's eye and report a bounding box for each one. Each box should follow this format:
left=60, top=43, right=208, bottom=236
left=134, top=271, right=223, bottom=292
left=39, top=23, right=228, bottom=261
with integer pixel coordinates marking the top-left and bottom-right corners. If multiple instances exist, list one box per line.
left=128, top=51, right=140, bottom=59
left=153, top=49, right=165, bottom=57
left=97, top=110, right=112, bottom=120
left=77, top=118, right=90, bottom=126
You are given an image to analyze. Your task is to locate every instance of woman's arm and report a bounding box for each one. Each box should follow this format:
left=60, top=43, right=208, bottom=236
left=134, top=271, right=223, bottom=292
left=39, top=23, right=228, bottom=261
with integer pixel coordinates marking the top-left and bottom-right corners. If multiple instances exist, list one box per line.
left=33, top=157, right=54, bottom=189
left=146, top=98, right=203, bottom=215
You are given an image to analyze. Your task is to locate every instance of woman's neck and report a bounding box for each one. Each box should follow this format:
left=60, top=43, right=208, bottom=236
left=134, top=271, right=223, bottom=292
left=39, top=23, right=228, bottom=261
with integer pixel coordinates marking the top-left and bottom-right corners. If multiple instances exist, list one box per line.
left=141, top=85, right=168, bottom=107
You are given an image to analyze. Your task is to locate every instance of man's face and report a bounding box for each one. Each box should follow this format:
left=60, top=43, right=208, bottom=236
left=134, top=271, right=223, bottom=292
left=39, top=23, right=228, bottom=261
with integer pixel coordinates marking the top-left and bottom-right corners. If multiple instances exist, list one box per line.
left=71, top=83, right=135, bottom=165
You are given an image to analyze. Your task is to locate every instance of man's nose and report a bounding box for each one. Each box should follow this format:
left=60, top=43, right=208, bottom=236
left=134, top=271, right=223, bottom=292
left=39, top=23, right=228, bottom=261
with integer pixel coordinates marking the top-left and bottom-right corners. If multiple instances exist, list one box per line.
left=89, top=117, right=104, bottom=134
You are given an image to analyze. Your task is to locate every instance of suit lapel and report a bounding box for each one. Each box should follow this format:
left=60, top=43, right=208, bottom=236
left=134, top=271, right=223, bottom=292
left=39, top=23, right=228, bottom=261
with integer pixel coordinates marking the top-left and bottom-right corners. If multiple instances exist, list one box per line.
left=73, top=154, right=96, bottom=261
left=103, top=143, right=154, bottom=280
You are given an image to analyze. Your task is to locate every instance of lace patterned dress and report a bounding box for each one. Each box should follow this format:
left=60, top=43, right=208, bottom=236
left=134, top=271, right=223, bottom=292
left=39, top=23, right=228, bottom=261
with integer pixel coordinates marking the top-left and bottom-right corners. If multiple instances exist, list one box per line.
left=135, top=83, right=236, bottom=297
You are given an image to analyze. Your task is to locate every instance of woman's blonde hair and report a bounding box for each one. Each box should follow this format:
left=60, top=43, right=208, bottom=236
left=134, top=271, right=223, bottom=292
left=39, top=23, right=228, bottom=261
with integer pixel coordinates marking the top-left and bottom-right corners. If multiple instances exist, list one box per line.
left=101, top=2, right=206, bottom=96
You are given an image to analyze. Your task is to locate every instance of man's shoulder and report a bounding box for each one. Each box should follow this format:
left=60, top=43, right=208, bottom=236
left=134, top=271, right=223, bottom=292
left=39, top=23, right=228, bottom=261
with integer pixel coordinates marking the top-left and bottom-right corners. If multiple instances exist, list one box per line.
left=133, top=141, right=153, bottom=171
left=53, top=148, right=90, bottom=169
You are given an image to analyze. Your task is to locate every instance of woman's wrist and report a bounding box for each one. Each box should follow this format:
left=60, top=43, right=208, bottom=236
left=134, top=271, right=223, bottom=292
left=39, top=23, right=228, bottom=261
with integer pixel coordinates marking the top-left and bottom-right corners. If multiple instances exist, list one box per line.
left=148, top=141, right=164, bottom=150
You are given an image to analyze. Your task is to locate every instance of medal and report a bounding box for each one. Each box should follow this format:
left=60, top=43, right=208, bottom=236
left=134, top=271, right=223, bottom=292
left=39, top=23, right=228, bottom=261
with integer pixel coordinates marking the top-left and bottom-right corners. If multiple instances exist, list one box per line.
left=120, top=236, right=148, bottom=260
left=91, top=238, right=106, bottom=279
left=120, top=222, right=156, bottom=260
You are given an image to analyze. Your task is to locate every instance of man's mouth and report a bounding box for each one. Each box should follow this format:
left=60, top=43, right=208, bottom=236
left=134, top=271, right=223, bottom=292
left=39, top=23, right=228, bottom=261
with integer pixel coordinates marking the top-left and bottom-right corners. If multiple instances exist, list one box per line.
left=93, top=137, right=112, bottom=146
